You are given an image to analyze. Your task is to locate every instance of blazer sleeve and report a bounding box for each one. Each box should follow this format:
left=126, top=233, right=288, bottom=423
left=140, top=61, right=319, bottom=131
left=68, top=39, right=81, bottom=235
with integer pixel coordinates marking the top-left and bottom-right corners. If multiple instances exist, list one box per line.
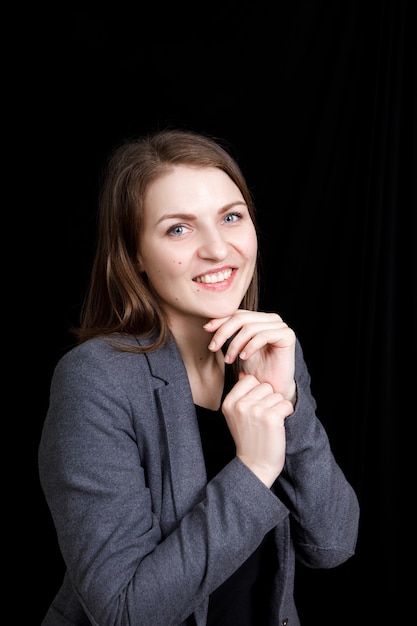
left=273, top=339, right=360, bottom=568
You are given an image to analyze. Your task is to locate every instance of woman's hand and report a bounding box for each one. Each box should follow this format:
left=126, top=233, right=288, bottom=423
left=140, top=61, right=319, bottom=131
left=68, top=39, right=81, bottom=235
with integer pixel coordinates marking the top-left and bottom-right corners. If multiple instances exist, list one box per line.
left=221, top=373, right=292, bottom=486
left=204, top=310, right=297, bottom=405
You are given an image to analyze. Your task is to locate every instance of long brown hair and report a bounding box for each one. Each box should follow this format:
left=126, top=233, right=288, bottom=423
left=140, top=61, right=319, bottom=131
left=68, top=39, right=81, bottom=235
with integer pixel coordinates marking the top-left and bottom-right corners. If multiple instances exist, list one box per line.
left=74, top=128, right=260, bottom=352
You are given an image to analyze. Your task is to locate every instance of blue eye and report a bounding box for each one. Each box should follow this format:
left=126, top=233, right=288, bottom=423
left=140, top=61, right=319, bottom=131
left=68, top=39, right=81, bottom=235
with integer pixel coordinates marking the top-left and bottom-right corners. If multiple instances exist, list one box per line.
left=224, top=212, right=242, bottom=223
left=168, top=225, right=186, bottom=236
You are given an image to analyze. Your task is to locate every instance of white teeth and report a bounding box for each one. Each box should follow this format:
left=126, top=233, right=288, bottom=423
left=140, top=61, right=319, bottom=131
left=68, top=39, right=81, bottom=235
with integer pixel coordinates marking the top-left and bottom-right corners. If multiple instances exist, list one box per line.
left=195, top=269, right=233, bottom=284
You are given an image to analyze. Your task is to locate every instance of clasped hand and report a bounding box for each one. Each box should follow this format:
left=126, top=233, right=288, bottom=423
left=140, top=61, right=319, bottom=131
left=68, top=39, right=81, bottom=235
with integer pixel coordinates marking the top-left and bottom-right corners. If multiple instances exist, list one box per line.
left=204, top=311, right=297, bottom=486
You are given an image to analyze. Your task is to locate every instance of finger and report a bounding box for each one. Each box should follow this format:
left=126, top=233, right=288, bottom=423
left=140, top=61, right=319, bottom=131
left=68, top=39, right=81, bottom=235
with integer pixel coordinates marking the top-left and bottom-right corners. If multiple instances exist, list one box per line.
left=225, top=324, right=293, bottom=363
left=203, top=316, right=233, bottom=332
left=237, top=327, right=295, bottom=362
left=241, top=381, right=277, bottom=402
left=223, top=373, right=265, bottom=405
left=205, top=312, right=283, bottom=354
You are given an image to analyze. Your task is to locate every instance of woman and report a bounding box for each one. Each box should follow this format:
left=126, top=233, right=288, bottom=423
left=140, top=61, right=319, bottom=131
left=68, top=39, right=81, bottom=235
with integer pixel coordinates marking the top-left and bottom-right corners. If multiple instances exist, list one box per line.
left=38, top=128, right=360, bottom=625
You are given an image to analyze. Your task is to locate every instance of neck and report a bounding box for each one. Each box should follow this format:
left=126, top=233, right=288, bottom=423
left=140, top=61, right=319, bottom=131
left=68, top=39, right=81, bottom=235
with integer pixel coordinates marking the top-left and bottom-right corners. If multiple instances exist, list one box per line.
left=169, top=319, right=225, bottom=410
left=168, top=315, right=216, bottom=366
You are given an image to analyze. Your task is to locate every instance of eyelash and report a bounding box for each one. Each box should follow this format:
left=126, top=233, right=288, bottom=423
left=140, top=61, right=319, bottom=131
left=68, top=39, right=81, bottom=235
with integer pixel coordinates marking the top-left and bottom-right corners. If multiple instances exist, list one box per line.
left=167, top=211, right=243, bottom=236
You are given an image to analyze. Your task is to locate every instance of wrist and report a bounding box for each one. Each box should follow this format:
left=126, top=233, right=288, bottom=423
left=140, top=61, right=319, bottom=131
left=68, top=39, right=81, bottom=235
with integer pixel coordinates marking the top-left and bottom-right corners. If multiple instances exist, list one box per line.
left=286, top=381, right=297, bottom=407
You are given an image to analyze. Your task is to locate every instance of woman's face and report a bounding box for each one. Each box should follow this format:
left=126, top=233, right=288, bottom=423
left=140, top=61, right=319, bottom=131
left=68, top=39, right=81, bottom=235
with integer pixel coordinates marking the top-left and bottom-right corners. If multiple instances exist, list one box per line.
left=138, top=165, right=257, bottom=326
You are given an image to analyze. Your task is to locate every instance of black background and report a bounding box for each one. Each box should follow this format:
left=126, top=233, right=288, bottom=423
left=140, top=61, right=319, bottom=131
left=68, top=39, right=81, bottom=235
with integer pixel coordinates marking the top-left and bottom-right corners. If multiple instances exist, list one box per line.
left=29, top=1, right=415, bottom=624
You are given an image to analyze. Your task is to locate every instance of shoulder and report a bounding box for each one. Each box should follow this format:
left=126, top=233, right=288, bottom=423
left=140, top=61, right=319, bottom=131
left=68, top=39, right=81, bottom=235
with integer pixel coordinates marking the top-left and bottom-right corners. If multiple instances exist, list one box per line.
left=52, top=334, right=185, bottom=388
left=55, top=335, right=143, bottom=374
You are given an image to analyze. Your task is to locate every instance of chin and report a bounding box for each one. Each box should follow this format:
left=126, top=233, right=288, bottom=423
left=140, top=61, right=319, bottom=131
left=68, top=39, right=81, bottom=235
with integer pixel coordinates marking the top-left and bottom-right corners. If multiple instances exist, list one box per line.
left=202, top=305, right=241, bottom=319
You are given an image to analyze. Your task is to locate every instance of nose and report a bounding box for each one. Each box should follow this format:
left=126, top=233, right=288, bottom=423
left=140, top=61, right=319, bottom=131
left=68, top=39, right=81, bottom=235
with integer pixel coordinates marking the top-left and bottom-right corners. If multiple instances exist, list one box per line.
left=198, top=230, right=228, bottom=260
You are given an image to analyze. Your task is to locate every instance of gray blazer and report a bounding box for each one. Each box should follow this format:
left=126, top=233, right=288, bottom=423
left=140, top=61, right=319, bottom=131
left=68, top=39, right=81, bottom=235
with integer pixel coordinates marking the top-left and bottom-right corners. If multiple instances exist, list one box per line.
left=38, top=333, right=359, bottom=626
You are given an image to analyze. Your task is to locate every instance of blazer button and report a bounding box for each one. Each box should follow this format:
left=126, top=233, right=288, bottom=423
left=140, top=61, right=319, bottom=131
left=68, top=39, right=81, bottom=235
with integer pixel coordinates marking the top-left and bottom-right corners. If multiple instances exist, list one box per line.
left=281, top=620, right=289, bottom=626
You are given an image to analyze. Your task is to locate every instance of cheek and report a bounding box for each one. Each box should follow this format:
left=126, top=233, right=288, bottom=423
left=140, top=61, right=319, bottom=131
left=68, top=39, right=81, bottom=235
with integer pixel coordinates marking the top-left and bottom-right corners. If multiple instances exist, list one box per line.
left=245, top=229, right=258, bottom=260
left=146, top=256, right=186, bottom=283
left=140, top=242, right=181, bottom=272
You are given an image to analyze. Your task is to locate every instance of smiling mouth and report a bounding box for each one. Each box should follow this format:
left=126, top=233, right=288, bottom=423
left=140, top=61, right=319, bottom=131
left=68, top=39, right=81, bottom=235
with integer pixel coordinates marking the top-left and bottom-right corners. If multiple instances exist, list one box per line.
left=193, top=268, right=233, bottom=284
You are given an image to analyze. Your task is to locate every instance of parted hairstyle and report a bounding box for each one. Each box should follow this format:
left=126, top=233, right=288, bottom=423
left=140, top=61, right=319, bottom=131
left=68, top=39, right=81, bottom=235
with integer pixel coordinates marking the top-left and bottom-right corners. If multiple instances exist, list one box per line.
left=74, top=128, right=260, bottom=353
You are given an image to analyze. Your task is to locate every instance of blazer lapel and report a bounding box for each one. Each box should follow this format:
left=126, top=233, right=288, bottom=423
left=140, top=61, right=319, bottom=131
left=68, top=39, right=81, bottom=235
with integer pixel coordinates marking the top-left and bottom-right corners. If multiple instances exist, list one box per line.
left=146, top=337, right=208, bottom=521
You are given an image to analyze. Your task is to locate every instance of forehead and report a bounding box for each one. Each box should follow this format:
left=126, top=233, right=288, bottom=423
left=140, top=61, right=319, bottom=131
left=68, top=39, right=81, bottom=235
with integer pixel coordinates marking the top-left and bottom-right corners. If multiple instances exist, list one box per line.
left=144, top=165, right=243, bottom=208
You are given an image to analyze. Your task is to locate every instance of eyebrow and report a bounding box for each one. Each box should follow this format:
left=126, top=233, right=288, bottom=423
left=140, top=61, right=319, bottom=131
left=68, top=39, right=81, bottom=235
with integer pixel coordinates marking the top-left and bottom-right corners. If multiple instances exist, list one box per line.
left=155, top=200, right=247, bottom=225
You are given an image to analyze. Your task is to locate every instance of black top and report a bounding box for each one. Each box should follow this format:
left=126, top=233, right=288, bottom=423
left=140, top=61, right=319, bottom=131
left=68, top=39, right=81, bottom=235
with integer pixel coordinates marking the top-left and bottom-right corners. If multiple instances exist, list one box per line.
left=195, top=365, right=276, bottom=625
